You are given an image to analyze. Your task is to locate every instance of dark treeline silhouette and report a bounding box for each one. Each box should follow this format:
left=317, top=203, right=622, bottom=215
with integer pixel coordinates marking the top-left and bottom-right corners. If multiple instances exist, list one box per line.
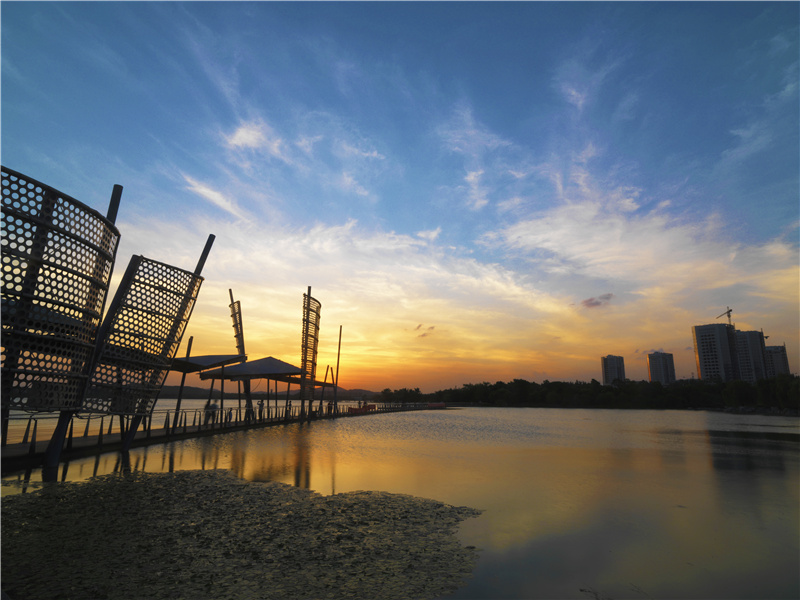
left=379, top=375, right=799, bottom=412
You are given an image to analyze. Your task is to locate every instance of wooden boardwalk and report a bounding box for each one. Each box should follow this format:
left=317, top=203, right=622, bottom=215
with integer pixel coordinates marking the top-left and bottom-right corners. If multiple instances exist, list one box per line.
left=1, top=403, right=445, bottom=475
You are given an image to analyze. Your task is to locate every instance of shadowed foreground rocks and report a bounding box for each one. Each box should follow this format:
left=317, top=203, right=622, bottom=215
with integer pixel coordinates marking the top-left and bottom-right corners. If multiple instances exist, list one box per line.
left=1, top=470, right=482, bottom=600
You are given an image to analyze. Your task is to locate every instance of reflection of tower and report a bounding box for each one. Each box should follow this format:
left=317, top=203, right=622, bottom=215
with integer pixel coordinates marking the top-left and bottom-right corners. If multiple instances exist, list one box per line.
left=647, top=352, right=676, bottom=385
left=293, top=423, right=312, bottom=489
left=601, top=355, right=625, bottom=385
left=300, top=287, right=321, bottom=418
left=692, top=323, right=739, bottom=382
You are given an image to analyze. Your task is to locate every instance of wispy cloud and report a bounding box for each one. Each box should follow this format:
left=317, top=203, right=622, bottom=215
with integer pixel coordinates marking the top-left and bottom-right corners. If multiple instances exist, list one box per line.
left=339, top=141, right=385, bottom=160
left=436, top=106, right=520, bottom=212
left=339, top=172, right=372, bottom=199
left=414, top=324, right=436, bottom=338
left=225, top=120, right=292, bottom=163
left=178, top=16, right=242, bottom=114
left=464, top=169, right=488, bottom=210
left=128, top=213, right=578, bottom=388
left=438, top=105, right=510, bottom=157
left=416, top=227, right=442, bottom=242
left=581, top=293, right=614, bottom=309
left=552, top=56, right=620, bottom=114
left=183, top=174, right=247, bottom=220
left=296, top=135, right=323, bottom=156
left=720, top=121, right=773, bottom=166
left=226, top=122, right=267, bottom=149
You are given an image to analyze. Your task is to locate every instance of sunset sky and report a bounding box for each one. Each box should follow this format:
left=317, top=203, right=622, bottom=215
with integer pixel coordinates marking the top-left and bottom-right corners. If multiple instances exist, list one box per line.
left=3, top=2, right=798, bottom=392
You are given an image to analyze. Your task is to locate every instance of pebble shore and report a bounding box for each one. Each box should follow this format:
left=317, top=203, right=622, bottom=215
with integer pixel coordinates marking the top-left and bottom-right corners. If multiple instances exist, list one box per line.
left=1, top=470, right=482, bottom=600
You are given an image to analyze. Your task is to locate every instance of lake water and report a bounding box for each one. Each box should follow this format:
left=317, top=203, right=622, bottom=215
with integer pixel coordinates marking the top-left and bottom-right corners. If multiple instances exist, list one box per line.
left=4, top=407, right=799, bottom=599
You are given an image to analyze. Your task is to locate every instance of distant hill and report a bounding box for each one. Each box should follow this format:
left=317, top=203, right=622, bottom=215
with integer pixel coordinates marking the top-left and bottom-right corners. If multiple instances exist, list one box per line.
left=158, top=384, right=379, bottom=400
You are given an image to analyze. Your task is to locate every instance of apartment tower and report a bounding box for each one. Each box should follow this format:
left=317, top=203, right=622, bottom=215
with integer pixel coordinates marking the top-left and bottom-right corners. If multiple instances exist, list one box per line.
left=735, top=330, right=767, bottom=383
left=765, top=344, right=791, bottom=377
left=692, top=323, right=739, bottom=382
left=601, top=355, right=626, bottom=386
left=647, top=352, right=676, bottom=385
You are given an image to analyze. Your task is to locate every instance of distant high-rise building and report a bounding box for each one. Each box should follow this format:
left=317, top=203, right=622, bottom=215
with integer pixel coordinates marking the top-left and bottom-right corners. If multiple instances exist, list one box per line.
left=735, top=330, right=767, bottom=383
left=692, top=323, right=739, bottom=382
left=765, top=344, right=791, bottom=377
left=647, top=352, right=676, bottom=385
left=601, top=355, right=626, bottom=385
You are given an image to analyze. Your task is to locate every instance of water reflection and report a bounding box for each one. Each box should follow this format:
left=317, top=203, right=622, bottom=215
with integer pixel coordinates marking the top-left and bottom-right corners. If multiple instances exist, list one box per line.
left=2, top=409, right=798, bottom=599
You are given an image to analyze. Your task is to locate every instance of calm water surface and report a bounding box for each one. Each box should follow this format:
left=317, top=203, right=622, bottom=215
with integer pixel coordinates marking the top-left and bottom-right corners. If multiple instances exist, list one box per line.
left=4, top=407, right=799, bottom=599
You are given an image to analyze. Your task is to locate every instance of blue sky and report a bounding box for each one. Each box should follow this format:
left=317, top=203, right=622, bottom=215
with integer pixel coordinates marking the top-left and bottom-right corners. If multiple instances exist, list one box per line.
left=3, top=2, right=798, bottom=391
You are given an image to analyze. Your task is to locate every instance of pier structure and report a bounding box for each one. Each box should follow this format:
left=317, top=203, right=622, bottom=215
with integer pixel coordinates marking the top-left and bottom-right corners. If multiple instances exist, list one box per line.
left=1, top=166, right=420, bottom=479
left=1, top=400, right=444, bottom=474
left=1, top=166, right=215, bottom=475
left=198, top=286, right=338, bottom=424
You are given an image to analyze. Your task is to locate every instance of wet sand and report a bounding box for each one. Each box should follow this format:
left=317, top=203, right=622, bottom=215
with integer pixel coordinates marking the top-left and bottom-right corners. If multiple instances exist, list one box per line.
left=1, top=470, right=481, bottom=600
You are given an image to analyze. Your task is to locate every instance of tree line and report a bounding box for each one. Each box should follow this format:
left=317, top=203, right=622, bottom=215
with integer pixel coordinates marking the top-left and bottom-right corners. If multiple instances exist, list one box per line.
left=379, top=374, right=800, bottom=411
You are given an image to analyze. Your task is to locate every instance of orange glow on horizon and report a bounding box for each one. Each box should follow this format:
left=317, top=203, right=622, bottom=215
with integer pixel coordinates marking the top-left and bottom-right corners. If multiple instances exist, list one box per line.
left=165, top=269, right=800, bottom=395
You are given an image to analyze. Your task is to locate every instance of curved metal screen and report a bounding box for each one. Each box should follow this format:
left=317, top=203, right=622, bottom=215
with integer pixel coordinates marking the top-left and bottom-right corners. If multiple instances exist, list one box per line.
left=82, top=256, right=204, bottom=416
left=300, top=291, right=321, bottom=402
left=230, top=299, right=245, bottom=356
left=1, top=167, right=120, bottom=412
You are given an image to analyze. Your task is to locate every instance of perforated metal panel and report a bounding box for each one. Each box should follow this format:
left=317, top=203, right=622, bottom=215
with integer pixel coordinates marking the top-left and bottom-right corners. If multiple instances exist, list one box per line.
left=1, top=167, right=120, bottom=412
left=300, top=292, right=321, bottom=401
left=82, top=256, right=204, bottom=416
left=230, top=299, right=245, bottom=356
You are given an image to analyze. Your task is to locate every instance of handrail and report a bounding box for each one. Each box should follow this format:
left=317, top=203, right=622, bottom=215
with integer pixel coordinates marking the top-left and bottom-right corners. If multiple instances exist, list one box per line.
left=1, top=402, right=436, bottom=447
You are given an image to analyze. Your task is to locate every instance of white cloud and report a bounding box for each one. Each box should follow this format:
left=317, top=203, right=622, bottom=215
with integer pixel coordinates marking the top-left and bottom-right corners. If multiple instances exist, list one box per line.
left=488, top=182, right=797, bottom=315
left=561, top=85, right=587, bottom=111
left=553, top=57, right=618, bottom=114
left=438, top=106, right=510, bottom=157
left=295, top=135, right=322, bottom=155
left=128, top=213, right=572, bottom=361
left=183, top=174, right=247, bottom=220
left=612, top=91, right=639, bottom=123
left=339, top=141, right=385, bottom=160
left=416, top=227, right=441, bottom=242
left=722, top=122, right=773, bottom=164
left=227, top=123, right=267, bottom=149
left=225, top=120, right=291, bottom=163
left=436, top=107, right=519, bottom=211
left=574, top=143, right=598, bottom=164
left=464, top=169, right=488, bottom=210
left=497, top=196, right=524, bottom=213
left=339, top=172, right=372, bottom=199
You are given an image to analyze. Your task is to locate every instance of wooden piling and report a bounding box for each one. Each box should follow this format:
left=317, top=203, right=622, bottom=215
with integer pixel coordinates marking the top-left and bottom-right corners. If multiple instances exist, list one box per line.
left=22, top=417, right=32, bottom=444
left=28, top=420, right=37, bottom=455
left=66, top=417, right=74, bottom=450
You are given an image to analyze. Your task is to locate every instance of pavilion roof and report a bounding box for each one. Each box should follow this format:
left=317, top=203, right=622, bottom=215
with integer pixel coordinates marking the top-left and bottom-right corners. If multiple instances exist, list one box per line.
left=170, top=354, right=246, bottom=374
left=199, top=356, right=303, bottom=382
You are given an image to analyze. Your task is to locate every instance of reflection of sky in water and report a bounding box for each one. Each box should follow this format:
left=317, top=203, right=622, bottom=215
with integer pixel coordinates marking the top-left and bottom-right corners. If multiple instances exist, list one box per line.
left=4, top=408, right=798, bottom=599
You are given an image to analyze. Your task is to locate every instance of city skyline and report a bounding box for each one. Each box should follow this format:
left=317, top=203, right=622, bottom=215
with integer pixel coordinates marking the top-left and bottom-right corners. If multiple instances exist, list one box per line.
left=2, top=3, right=798, bottom=392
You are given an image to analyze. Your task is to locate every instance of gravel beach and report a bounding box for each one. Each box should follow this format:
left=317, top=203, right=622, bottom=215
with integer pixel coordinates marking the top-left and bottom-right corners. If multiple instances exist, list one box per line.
left=1, top=470, right=482, bottom=600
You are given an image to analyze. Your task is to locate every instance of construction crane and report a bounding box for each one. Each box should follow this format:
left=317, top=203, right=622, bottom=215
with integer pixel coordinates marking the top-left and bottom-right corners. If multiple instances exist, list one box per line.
left=716, top=306, right=733, bottom=325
